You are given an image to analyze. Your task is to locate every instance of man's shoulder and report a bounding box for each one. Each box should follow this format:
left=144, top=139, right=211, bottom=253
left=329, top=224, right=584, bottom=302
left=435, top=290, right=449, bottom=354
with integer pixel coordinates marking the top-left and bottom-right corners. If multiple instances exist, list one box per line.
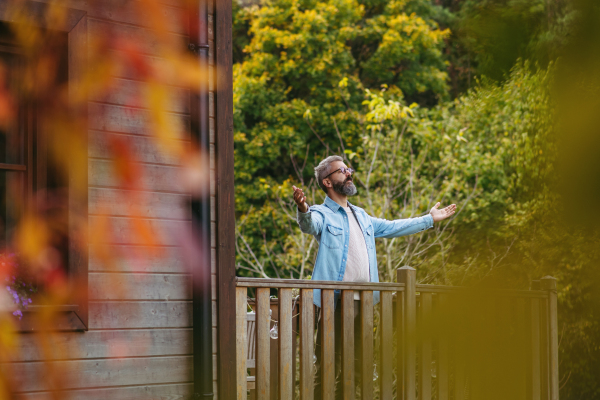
left=309, top=203, right=335, bottom=214
left=349, top=203, right=370, bottom=217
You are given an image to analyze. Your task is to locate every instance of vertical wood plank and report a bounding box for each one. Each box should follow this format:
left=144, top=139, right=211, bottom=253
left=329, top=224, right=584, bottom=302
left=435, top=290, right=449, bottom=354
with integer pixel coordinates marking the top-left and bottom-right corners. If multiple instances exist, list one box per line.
left=269, top=300, right=279, bottom=400
left=216, top=0, right=236, bottom=395
left=236, top=287, right=248, bottom=400
left=300, top=289, right=315, bottom=400
left=509, top=297, right=528, bottom=399
left=419, top=293, right=432, bottom=400
left=279, top=289, right=293, bottom=400
left=321, top=290, right=336, bottom=400
left=256, top=288, right=271, bottom=400
left=454, top=294, right=465, bottom=400
left=539, top=297, right=550, bottom=400
left=437, top=294, right=449, bottom=400
left=398, top=267, right=416, bottom=400
left=68, top=15, right=89, bottom=329
left=380, top=291, right=393, bottom=400
left=361, top=291, right=374, bottom=400
left=341, top=290, right=355, bottom=400
left=541, top=277, right=559, bottom=400
left=530, top=297, right=541, bottom=400
left=396, top=290, right=404, bottom=400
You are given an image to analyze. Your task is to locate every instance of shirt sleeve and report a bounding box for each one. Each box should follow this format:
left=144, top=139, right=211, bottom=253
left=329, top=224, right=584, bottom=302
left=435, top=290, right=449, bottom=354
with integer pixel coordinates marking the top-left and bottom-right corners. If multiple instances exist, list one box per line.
left=296, top=207, right=324, bottom=236
left=370, top=214, right=434, bottom=239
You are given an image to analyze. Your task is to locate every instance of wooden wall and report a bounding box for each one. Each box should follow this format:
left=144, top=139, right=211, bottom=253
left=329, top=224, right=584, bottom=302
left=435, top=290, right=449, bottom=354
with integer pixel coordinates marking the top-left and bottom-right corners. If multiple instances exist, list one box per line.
left=11, top=1, right=219, bottom=398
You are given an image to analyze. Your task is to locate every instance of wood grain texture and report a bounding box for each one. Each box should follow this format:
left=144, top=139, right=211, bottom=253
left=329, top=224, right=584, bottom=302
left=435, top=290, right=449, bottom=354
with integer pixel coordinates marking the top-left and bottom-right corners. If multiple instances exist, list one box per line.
left=341, top=290, right=354, bottom=400
left=396, top=291, right=404, bottom=398
left=321, top=290, right=336, bottom=400
left=88, top=19, right=186, bottom=57
left=7, top=356, right=193, bottom=392
left=89, top=130, right=189, bottom=166
left=256, top=288, right=271, bottom=400
left=437, top=294, right=449, bottom=400
left=380, top=291, right=393, bottom=400
left=419, top=292, right=432, bottom=400
left=300, top=289, right=314, bottom=400
left=89, top=272, right=192, bottom=300
left=89, top=160, right=187, bottom=193
left=89, top=187, right=191, bottom=220
left=278, top=289, right=293, bottom=400
left=539, top=297, right=550, bottom=400
left=89, top=301, right=192, bottom=329
left=14, top=329, right=192, bottom=361
left=67, top=13, right=89, bottom=331
left=89, top=78, right=190, bottom=113
left=89, top=245, right=188, bottom=273
left=236, top=287, right=248, bottom=400
left=86, top=2, right=186, bottom=34
left=215, top=0, right=236, bottom=395
left=15, top=383, right=193, bottom=400
left=89, top=103, right=190, bottom=139
left=530, top=298, right=541, bottom=400
left=541, top=277, right=559, bottom=400
left=398, top=267, right=416, bottom=400
left=361, top=291, right=374, bottom=400
left=236, top=278, right=403, bottom=291
left=88, top=216, right=191, bottom=245
left=106, top=50, right=185, bottom=87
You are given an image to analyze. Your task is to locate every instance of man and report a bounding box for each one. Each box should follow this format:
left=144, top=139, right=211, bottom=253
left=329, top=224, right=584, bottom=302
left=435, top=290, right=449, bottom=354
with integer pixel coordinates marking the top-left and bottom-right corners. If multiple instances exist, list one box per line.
left=293, top=155, right=456, bottom=399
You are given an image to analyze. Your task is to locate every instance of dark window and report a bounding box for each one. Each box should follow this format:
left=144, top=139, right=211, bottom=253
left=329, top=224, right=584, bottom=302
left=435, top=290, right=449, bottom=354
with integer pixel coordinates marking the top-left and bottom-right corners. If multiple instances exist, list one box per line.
left=0, top=12, right=88, bottom=331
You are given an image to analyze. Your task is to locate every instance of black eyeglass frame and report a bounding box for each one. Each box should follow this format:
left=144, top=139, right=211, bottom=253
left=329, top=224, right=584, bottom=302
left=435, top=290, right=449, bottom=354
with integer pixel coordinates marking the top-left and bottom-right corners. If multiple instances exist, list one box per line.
left=324, top=167, right=354, bottom=180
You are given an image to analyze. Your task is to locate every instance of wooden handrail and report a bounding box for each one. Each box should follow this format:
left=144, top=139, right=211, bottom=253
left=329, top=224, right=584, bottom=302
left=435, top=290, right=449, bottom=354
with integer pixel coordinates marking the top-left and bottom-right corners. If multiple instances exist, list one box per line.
left=236, top=277, right=404, bottom=291
left=236, top=271, right=559, bottom=400
left=416, top=284, right=549, bottom=298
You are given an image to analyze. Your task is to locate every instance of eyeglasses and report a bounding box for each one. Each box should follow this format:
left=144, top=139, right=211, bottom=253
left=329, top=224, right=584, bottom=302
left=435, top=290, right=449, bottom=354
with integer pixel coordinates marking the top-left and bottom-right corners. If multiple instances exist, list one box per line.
left=324, top=167, right=355, bottom=180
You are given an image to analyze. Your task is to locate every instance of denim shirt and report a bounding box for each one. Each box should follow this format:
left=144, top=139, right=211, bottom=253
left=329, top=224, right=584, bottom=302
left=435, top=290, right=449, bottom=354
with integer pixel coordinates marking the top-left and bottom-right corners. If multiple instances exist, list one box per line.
left=296, top=196, right=434, bottom=308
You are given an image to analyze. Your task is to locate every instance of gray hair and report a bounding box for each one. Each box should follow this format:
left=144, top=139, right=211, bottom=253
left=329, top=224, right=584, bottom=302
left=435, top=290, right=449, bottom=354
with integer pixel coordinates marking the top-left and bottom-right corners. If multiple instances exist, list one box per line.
left=314, top=155, right=343, bottom=193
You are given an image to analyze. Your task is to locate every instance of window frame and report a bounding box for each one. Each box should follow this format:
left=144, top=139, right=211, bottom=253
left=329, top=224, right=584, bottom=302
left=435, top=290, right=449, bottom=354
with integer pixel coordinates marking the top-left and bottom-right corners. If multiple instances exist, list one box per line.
left=0, top=2, right=89, bottom=332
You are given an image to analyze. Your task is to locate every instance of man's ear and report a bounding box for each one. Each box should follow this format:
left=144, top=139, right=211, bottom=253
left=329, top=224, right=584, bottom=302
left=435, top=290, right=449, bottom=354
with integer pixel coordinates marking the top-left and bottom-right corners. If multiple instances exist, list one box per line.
left=323, top=178, right=332, bottom=188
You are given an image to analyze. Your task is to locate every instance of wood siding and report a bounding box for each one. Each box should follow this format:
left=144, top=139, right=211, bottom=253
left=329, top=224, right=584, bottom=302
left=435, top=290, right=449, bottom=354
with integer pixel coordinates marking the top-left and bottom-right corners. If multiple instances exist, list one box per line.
left=10, top=1, right=219, bottom=399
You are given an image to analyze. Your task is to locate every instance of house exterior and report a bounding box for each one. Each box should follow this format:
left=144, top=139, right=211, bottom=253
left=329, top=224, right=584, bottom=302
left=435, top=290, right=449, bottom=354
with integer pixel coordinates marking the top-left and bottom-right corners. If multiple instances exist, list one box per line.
left=4, top=1, right=236, bottom=399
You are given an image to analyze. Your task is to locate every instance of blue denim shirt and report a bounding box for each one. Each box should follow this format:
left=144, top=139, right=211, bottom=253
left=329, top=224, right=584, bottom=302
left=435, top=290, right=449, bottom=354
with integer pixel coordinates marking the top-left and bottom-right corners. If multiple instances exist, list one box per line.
left=297, top=196, right=434, bottom=308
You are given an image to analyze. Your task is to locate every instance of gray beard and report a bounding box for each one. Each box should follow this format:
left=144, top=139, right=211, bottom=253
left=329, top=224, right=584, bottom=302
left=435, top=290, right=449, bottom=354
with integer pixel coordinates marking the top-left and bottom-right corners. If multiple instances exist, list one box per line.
left=333, top=179, right=357, bottom=196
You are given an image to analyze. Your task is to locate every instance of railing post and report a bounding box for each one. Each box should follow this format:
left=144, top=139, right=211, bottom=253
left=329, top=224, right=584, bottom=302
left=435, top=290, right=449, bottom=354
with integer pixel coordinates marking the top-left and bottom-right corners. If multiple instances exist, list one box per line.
left=540, top=276, right=559, bottom=400
left=398, top=266, right=416, bottom=400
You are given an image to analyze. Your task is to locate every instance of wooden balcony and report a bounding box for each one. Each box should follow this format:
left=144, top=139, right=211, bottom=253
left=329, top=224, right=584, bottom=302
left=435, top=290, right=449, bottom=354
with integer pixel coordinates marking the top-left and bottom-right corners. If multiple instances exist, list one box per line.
left=235, top=267, right=559, bottom=400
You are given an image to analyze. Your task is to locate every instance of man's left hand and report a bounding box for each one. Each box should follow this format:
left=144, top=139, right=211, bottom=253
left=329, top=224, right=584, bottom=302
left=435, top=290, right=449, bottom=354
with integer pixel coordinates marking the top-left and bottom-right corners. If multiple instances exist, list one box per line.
left=430, top=202, right=457, bottom=222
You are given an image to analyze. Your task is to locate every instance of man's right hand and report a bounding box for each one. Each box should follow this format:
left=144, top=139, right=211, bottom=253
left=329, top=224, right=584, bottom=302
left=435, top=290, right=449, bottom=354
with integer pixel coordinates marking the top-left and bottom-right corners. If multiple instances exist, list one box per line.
left=292, top=185, right=309, bottom=213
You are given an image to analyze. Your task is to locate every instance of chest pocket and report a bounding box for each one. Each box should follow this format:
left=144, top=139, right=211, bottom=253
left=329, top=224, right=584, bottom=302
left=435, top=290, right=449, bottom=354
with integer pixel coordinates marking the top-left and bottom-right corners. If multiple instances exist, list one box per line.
left=322, top=225, right=343, bottom=249
left=365, top=225, right=374, bottom=249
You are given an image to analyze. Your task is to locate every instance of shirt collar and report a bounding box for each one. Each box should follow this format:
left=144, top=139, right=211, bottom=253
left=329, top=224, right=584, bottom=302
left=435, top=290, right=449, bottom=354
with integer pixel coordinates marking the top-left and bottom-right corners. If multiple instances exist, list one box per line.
left=324, top=196, right=354, bottom=212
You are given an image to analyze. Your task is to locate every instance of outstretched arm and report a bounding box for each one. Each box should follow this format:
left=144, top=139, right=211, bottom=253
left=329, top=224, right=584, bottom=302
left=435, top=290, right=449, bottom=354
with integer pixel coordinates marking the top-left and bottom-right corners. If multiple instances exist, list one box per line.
left=371, top=202, right=457, bottom=238
left=293, top=185, right=323, bottom=236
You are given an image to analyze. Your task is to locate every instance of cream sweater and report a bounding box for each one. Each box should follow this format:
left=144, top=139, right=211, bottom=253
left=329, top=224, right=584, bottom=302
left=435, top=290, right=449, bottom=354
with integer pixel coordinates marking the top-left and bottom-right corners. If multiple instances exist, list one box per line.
left=341, top=206, right=370, bottom=299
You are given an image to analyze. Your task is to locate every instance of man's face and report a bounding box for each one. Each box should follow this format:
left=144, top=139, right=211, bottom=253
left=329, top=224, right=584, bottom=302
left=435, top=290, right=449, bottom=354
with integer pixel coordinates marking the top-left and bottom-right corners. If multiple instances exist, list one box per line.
left=326, top=161, right=357, bottom=196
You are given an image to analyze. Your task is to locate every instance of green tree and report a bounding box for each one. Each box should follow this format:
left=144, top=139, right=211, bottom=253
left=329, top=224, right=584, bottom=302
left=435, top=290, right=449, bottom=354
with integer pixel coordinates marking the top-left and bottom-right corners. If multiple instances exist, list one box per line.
left=233, top=0, right=451, bottom=274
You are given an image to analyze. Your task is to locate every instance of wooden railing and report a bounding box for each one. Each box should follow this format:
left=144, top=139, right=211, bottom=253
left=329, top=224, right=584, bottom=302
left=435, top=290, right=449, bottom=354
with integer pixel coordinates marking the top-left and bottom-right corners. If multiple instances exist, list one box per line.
left=235, top=267, right=559, bottom=400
